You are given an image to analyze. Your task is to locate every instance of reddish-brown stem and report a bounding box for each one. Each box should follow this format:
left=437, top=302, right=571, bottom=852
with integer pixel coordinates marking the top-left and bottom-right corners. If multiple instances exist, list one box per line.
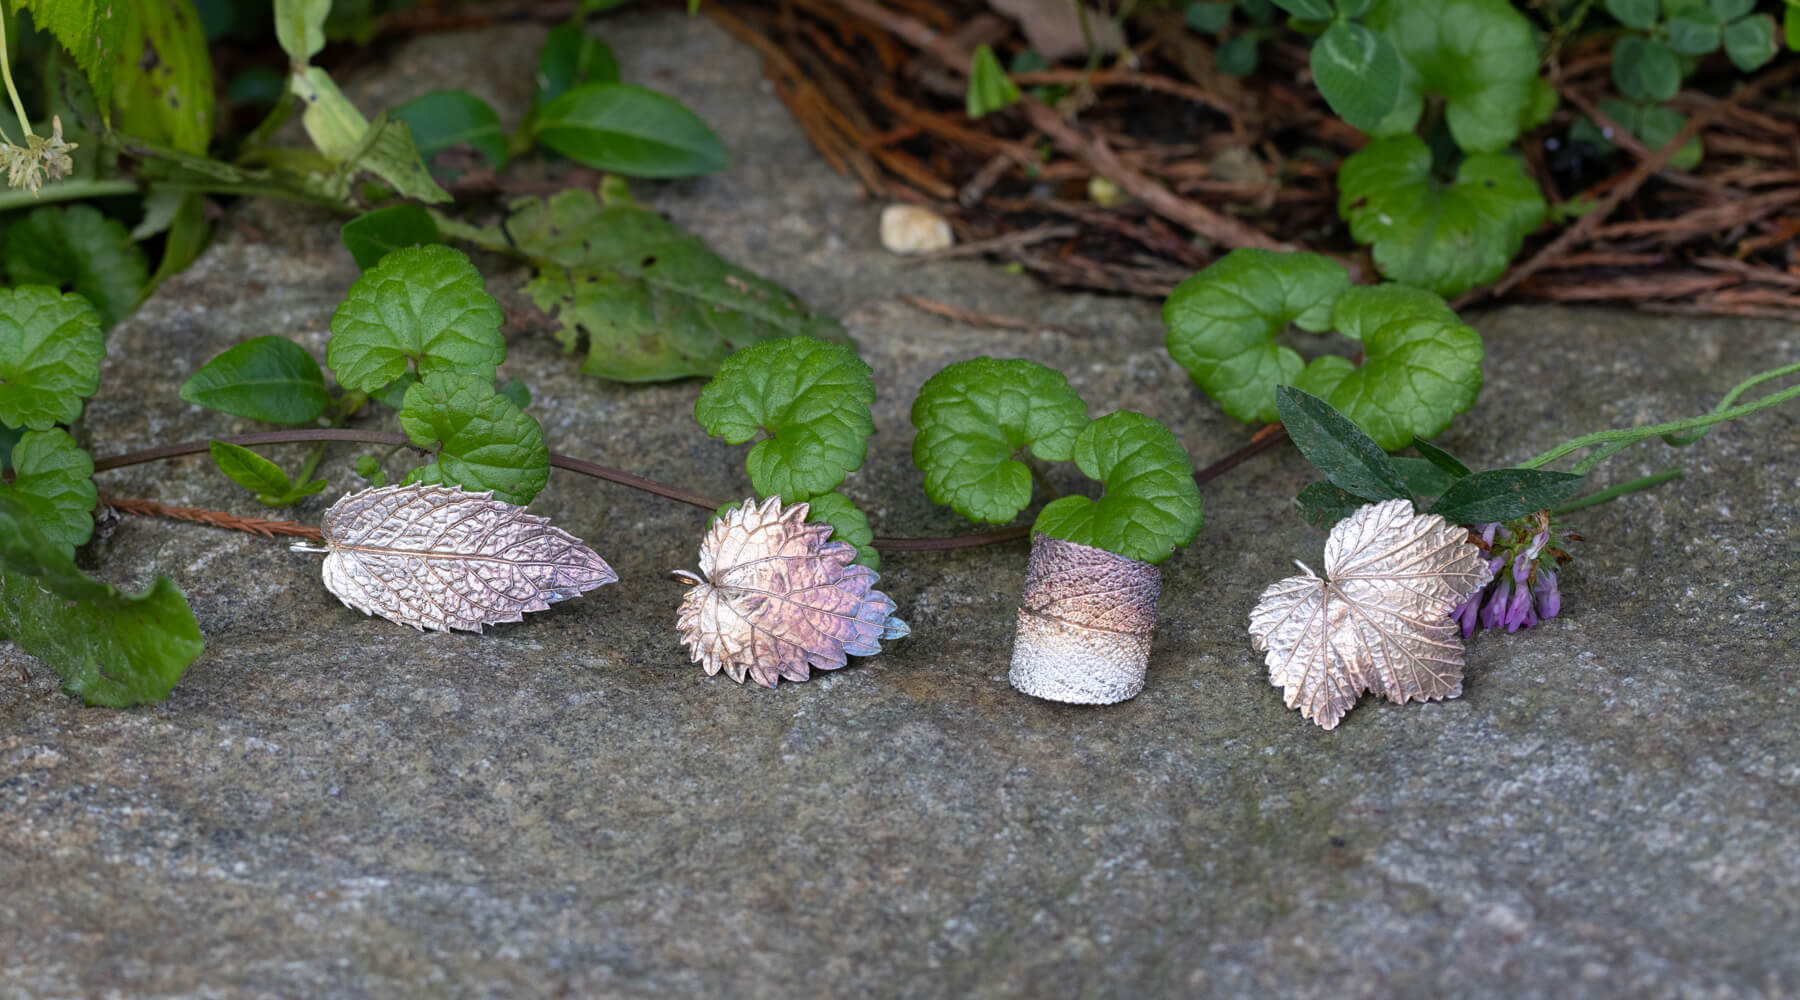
left=90, top=421, right=1292, bottom=553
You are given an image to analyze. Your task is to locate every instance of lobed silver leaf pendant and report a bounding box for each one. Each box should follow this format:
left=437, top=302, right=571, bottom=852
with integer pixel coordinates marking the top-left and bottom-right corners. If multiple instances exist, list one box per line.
left=311, top=483, right=617, bottom=633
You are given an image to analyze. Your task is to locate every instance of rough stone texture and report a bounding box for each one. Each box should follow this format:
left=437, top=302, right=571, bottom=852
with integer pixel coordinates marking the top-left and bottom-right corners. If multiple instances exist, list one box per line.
left=4, top=12, right=1799, bottom=999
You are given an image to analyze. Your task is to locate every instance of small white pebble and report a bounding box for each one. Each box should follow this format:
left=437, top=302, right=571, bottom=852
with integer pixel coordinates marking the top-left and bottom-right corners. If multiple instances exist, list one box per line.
left=880, top=204, right=953, bottom=255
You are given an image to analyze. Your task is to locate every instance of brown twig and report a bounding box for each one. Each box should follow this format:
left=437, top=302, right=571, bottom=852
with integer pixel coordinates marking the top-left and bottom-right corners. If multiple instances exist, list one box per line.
left=101, top=494, right=324, bottom=541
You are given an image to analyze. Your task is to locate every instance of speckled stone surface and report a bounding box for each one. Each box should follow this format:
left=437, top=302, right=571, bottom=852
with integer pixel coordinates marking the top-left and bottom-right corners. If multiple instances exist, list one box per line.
left=3, top=11, right=1798, bottom=999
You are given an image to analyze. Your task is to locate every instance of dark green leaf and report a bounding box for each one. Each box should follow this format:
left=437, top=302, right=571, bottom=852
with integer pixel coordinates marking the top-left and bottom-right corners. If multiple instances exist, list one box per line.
left=146, top=193, right=212, bottom=292
left=534, top=22, right=619, bottom=112
left=695, top=337, right=875, bottom=499
left=0, top=286, right=103, bottom=430
left=0, top=495, right=203, bottom=707
left=1185, top=2, right=1233, bottom=32
left=1240, top=0, right=1277, bottom=23
left=13, top=0, right=128, bottom=99
left=1337, top=134, right=1546, bottom=297
left=1275, top=386, right=1411, bottom=502
left=1711, top=0, right=1756, bottom=21
left=181, top=336, right=330, bottom=425
left=1163, top=248, right=1351, bottom=424
left=1216, top=35, right=1261, bottom=75
left=1366, top=0, right=1544, bottom=153
left=340, top=204, right=443, bottom=271
left=1428, top=468, right=1588, bottom=524
left=1411, top=437, right=1472, bottom=478
left=1269, top=0, right=1332, bottom=18
left=1312, top=21, right=1403, bottom=133
left=327, top=245, right=506, bottom=392
left=1723, top=15, right=1778, bottom=70
left=1667, top=7, right=1724, bottom=53
left=966, top=43, right=1021, bottom=118
left=1, top=429, right=94, bottom=552
left=112, top=0, right=216, bottom=153
left=227, top=66, right=286, bottom=105
left=509, top=187, right=849, bottom=381
left=208, top=440, right=294, bottom=497
left=496, top=376, right=531, bottom=411
left=5, top=205, right=150, bottom=329
left=1604, top=0, right=1659, bottom=29
left=1032, top=412, right=1203, bottom=565
left=391, top=90, right=510, bottom=170
left=1290, top=285, right=1485, bottom=450
left=1390, top=456, right=1454, bottom=498
left=1294, top=480, right=1369, bottom=531
left=1612, top=36, right=1682, bottom=102
left=399, top=373, right=550, bottom=505
left=371, top=373, right=417, bottom=409
left=533, top=83, right=729, bottom=178
left=910, top=357, right=1090, bottom=524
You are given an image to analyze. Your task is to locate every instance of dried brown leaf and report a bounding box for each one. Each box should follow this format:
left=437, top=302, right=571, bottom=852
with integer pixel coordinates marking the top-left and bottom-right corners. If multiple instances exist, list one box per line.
left=673, top=496, right=909, bottom=687
left=314, top=484, right=616, bottom=632
left=1247, top=499, right=1493, bottom=730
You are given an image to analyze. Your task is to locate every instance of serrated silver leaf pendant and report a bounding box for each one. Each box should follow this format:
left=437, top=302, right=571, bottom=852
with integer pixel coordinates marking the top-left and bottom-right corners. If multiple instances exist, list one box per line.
left=314, top=483, right=617, bottom=633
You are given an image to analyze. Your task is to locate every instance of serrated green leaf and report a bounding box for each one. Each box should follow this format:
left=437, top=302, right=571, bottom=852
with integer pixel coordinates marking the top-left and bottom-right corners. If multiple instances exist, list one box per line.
left=1411, top=436, right=1471, bottom=478
left=0, top=494, right=203, bottom=707
left=112, top=0, right=215, bottom=153
left=1312, top=21, right=1404, bottom=133
left=181, top=336, right=329, bottom=424
left=1723, top=14, right=1777, bottom=70
left=274, top=0, right=328, bottom=62
left=534, top=23, right=620, bottom=114
left=340, top=204, right=443, bottom=271
left=509, top=187, right=849, bottom=381
left=208, top=439, right=294, bottom=497
left=0, top=286, right=103, bottom=429
left=910, top=357, right=1089, bottom=524
left=1338, top=134, right=1546, bottom=297
left=801, top=491, right=877, bottom=568
left=1163, top=248, right=1351, bottom=425
left=1569, top=99, right=1704, bottom=171
left=327, top=244, right=505, bottom=392
left=533, top=83, right=728, bottom=178
left=1612, top=35, right=1682, bottom=102
left=695, top=337, right=874, bottom=500
left=1, top=428, right=94, bottom=551
left=1031, top=412, right=1202, bottom=565
left=1294, top=480, right=1369, bottom=531
left=1365, top=0, right=1542, bottom=153
left=1428, top=468, right=1588, bottom=523
left=966, top=43, right=1021, bottom=118
left=399, top=373, right=550, bottom=505
left=5, top=205, right=150, bottom=329
left=1275, top=386, right=1411, bottom=501
left=1290, top=285, right=1484, bottom=450
left=391, top=89, right=509, bottom=171
left=9, top=0, right=127, bottom=102
left=1605, top=0, right=1659, bottom=29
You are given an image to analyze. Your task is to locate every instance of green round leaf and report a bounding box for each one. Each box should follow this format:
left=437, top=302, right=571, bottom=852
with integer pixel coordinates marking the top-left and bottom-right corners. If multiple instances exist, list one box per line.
left=1312, top=21, right=1404, bottom=133
left=1612, top=36, right=1682, bottom=102
left=1604, top=0, right=1659, bottom=30
left=2, top=429, right=96, bottom=552
left=5, top=205, right=150, bottom=330
left=695, top=337, right=875, bottom=500
left=0, top=286, right=104, bottom=430
left=1667, top=7, right=1724, bottom=54
left=1711, top=0, right=1756, bottom=21
left=1365, top=0, right=1544, bottom=153
left=910, top=357, right=1090, bottom=525
left=533, top=83, right=729, bottom=178
left=391, top=89, right=510, bottom=170
left=399, top=373, right=551, bottom=505
left=1163, top=248, right=1352, bottom=425
left=1032, top=412, right=1202, bottom=565
left=1289, top=285, right=1484, bottom=450
left=181, top=336, right=330, bottom=424
left=327, top=244, right=505, bottom=393
left=1724, top=15, right=1778, bottom=71
left=1338, top=134, right=1546, bottom=297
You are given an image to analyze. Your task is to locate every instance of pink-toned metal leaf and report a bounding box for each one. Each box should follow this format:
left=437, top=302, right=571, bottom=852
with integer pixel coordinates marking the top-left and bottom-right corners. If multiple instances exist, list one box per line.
left=1247, top=499, right=1493, bottom=730
left=673, top=496, right=909, bottom=687
left=314, top=483, right=616, bottom=633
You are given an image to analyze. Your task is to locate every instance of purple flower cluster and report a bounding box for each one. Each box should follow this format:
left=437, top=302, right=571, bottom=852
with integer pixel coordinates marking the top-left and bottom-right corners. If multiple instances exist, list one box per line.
left=1452, top=515, right=1573, bottom=638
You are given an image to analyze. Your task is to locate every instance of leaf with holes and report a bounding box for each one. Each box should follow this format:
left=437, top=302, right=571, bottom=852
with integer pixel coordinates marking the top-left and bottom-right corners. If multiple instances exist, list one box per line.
left=313, top=483, right=616, bottom=633
left=673, top=496, right=908, bottom=688
left=1248, top=498, right=1493, bottom=730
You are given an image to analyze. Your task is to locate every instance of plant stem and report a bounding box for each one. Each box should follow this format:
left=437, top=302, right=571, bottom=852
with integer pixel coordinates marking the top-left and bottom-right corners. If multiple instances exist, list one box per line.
left=0, top=178, right=139, bottom=211
left=1552, top=468, right=1684, bottom=515
left=0, top=13, right=30, bottom=141
left=1193, top=422, right=1287, bottom=486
